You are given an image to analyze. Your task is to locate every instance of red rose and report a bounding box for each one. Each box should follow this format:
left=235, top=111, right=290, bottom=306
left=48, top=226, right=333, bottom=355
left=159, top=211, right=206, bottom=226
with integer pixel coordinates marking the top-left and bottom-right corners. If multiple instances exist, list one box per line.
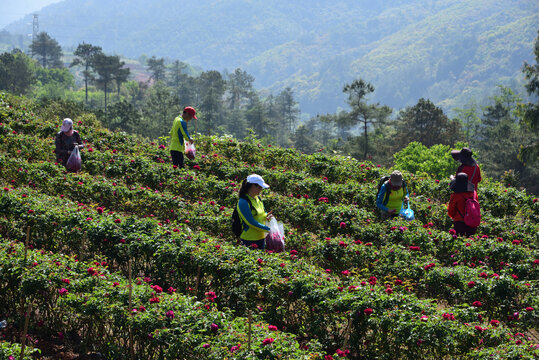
left=58, top=288, right=68, bottom=296
left=364, top=308, right=373, bottom=315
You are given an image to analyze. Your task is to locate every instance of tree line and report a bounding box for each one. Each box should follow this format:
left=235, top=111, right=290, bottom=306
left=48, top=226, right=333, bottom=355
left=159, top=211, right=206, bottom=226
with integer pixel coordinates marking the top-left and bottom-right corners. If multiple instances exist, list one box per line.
left=0, top=31, right=538, bottom=192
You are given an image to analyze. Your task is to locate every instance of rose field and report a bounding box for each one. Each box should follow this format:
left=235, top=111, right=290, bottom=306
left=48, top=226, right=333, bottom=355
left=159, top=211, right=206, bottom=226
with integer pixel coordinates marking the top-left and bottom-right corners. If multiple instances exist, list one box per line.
left=0, top=91, right=538, bottom=359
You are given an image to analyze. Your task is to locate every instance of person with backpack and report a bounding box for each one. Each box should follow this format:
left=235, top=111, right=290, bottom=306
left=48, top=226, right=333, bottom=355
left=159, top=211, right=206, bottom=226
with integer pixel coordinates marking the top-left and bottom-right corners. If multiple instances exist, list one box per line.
left=55, top=118, right=83, bottom=169
left=448, top=172, right=480, bottom=236
left=376, top=170, right=409, bottom=221
left=234, top=174, right=273, bottom=250
left=169, top=106, right=196, bottom=168
left=451, top=147, right=481, bottom=193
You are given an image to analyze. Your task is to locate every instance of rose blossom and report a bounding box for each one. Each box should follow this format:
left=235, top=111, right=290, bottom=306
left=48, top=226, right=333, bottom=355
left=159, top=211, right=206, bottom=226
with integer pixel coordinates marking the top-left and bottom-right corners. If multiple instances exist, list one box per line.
left=364, top=308, right=373, bottom=315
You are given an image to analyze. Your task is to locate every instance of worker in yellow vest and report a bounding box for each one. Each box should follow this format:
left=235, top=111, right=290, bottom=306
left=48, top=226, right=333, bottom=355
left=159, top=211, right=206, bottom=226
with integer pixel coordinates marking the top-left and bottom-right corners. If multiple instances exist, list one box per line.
left=376, top=170, right=409, bottom=221
left=237, top=174, right=273, bottom=250
left=169, top=106, right=196, bottom=167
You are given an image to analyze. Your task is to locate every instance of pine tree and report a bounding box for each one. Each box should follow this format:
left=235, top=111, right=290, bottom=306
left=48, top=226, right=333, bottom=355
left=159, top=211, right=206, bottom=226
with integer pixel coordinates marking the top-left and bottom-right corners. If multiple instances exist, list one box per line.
left=70, top=43, right=103, bottom=103
left=343, top=79, right=391, bottom=159
left=147, top=56, right=166, bottom=82
left=92, top=53, right=127, bottom=115
left=29, top=32, right=63, bottom=68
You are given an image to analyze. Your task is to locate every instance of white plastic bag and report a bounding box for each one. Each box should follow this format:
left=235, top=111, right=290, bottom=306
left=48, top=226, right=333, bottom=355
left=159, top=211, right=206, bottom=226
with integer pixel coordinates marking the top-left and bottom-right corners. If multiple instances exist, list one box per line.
left=185, top=142, right=196, bottom=160
left=66, top=146, right=82, bottom=172
left=265, top=217, right=285, bottom=252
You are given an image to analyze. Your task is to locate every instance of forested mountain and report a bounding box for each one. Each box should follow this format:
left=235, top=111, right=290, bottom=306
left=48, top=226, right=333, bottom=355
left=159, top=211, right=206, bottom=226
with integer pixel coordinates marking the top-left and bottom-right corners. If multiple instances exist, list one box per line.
left=3, top=0, right=539, bottom=115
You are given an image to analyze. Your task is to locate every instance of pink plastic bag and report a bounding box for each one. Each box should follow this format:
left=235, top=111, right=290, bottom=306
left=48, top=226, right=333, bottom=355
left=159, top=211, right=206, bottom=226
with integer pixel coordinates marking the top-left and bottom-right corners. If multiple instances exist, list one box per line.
left=66, top=146, right=81, bottom=172
left=265, top=217, right=285, bottom=252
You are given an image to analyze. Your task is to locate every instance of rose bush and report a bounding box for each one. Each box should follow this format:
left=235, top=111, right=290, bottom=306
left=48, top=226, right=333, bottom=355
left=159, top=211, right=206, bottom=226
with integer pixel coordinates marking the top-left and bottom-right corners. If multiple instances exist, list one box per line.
left=1, top=92, right=538, bottom=359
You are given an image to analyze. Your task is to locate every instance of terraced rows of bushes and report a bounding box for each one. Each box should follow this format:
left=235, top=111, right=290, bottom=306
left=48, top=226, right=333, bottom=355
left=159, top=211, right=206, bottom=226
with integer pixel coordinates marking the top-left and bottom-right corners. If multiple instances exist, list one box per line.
left=1, top=92, right=538, bottom=359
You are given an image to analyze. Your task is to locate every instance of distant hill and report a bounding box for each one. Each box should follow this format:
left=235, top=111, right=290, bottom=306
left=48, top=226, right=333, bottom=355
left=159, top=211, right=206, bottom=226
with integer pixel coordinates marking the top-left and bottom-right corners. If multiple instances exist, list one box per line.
left=4, top=0, right=539, bottom=116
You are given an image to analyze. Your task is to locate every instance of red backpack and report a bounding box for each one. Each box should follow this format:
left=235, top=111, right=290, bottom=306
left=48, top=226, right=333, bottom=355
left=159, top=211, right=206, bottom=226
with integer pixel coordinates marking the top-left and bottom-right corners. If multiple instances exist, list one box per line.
left=463, top=197, right=481, bottom=227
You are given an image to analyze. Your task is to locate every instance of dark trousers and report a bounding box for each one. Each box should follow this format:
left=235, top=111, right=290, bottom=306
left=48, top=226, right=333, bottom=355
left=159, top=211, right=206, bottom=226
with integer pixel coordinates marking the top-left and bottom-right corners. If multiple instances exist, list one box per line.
left=380, top=210, right=399, bottom=221
left=171, top=150, right=184, bottom=168
left=453, top=221, right=477, bottom=237
left=241, top=239, right=265, bottom=250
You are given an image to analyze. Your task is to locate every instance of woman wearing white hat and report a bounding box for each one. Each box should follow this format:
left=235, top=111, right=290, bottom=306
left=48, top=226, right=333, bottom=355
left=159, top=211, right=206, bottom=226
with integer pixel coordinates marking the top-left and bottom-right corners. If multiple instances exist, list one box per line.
left=236, top=174, right=273, bottom=250
left=55, top=118, right=82, bottom=167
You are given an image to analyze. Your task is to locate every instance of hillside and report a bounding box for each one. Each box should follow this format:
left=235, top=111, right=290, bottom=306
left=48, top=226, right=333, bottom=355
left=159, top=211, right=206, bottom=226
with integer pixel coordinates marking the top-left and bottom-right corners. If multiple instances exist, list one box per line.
left=0, top=92, right=538, bottom=358
left=3, top=0, right=538, bottom=116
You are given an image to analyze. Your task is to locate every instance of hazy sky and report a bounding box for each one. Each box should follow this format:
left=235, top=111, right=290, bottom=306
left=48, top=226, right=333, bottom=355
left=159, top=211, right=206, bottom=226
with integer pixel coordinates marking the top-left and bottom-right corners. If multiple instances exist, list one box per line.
left=1, top=0, right=62, bottom=29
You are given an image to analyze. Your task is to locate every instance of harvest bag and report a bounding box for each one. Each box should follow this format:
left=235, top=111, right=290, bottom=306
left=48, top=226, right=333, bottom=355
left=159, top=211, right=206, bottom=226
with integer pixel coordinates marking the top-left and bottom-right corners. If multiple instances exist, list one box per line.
left=265, top=217, right=285, bottom=252
left=66, top=146, right=82, bottom=172
left=185, top=142, right=196, bottom=160
left=399, top=203, right=415, bottom=221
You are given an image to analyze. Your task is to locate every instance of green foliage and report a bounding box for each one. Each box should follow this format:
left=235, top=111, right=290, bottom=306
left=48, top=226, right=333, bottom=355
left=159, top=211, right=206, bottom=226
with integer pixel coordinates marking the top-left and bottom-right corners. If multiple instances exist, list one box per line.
left=0, top=341, right=40, bottom=359
left=92, top=53, right=129, bottom=114
left=396, top=98, right=463, bottom=148
left=32, top=66, right=75, bottom=99
left=518, top=30, right=539, bottom=165
left=28, top=32, right=63, bottom=69
left=147, top=56, right=166, bottom=82
left=477, top=86, right=539, bottom=193
left=0, top=50, right=36, bottom=95
left=1, top=74, right=538, bottom=360
left=393, top=141, right=466, bottom=179
left=5, top=0, right=536, bottom=117
left=70, top=42, right=103, bottom=103
left=341, top=79, right=392, bottom=159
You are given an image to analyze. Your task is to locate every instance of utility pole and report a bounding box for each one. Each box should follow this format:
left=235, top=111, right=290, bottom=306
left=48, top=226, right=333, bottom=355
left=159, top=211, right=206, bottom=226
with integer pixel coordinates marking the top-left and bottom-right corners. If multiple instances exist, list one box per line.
left=32, top=14, right=39, bottom=45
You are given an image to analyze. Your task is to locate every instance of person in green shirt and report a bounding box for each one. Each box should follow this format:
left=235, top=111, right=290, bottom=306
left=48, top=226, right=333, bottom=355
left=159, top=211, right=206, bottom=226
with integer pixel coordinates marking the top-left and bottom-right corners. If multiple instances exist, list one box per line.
left=237, top=174, right=273, bottom=250
left=169, top=106, right=196, bottom=168
left=376, top=170, right=409, bottom=221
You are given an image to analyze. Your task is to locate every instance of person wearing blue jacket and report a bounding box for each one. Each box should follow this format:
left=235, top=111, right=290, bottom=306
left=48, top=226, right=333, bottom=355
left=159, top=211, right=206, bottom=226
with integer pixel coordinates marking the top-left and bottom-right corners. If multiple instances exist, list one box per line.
left=237, top=174, right=273, bottom=250
left=376, top=170, right=409, bottom=221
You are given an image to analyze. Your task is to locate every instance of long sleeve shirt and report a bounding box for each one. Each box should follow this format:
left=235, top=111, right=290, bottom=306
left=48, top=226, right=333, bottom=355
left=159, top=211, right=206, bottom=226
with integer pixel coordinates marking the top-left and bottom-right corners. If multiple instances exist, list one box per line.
left=237, top=194, right=270, bottom=241
left=55, top=130, right=81, bottom=164
left=457, top=163, right=481, bottom=191
left=448, top=191, right=477, bottom=222
left=169, top=116, right=191, bottom=152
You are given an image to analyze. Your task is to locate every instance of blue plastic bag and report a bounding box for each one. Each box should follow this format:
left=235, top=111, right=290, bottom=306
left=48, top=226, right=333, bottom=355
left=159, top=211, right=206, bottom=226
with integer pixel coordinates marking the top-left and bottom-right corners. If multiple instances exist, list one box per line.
left=400, top=203, right=415, bottom=221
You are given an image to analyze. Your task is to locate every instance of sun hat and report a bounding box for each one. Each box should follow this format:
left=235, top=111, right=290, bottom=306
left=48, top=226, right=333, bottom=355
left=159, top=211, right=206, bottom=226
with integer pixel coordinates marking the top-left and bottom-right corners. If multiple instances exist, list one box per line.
left=451, top=147, right=473, bottom=161
left=61, top=118, right=73, bottom=132
left=390, top=170, right=403, bottom=187
left=183, top=106, right=197, bottom=120
left=246, top=174, right=270, bottom=189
